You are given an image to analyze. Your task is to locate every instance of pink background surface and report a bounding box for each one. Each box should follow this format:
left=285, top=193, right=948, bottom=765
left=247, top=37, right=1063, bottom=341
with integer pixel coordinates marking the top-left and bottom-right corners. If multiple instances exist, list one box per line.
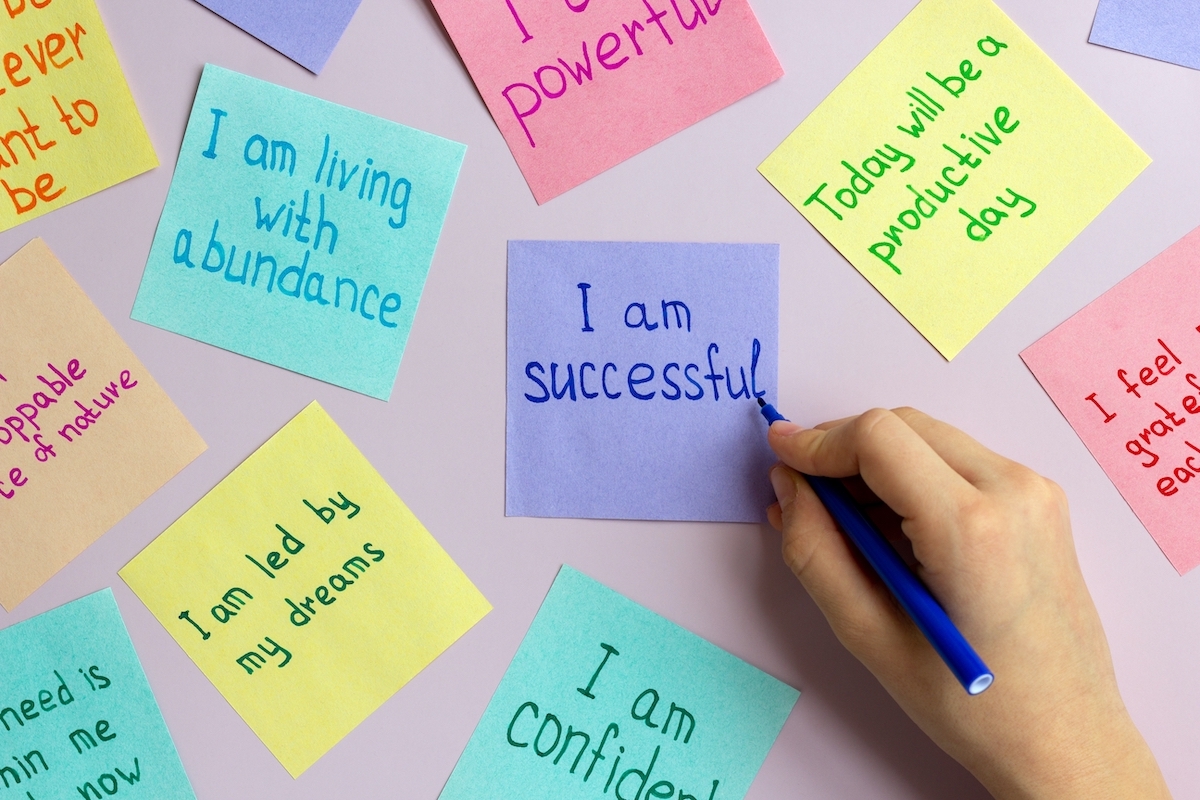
left=0, top=0, right=1197, bottom=797
left=1023, top=225, right=1200, bottom=576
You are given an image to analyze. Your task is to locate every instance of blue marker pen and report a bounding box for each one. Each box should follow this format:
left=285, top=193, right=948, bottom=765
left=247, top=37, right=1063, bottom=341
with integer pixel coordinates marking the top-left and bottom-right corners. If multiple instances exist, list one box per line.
left=758, top=398, right=993, bottom=695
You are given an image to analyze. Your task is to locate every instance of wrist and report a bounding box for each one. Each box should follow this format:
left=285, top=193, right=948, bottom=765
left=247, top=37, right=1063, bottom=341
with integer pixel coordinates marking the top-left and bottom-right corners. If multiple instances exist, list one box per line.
left=976, top=696, right=1170, bottom=800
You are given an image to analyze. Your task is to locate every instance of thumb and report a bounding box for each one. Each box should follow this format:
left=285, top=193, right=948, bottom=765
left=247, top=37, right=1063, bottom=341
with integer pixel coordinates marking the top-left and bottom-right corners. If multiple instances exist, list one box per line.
left=771, top=464, right=911, bottom=662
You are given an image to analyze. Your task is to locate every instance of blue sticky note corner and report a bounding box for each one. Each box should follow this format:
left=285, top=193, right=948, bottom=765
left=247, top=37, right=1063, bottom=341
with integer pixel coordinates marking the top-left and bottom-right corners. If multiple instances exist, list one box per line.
left=506, top=241, right=779, bottom=523
left=439, top=565, right=799, bottom=800
left=194, top=0, right=364, bottom=74
left=132, top=65, right=465, bottom=400
left=0, top=589, right=196, bottom=798
left=1089, top=0, right=1200, bottom=70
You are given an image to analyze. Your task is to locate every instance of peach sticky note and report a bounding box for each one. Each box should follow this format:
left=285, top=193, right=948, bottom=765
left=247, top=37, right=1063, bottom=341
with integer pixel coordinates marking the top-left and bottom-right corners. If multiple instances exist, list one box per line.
left=0, top=239, right=205, bottom=610
left=759, top=0, right=1149, bottom=360
left=120, top=401, right=492, bottom=777
left=429, top=0, right=782, bottom=203
left=0, top=0, right=157, bottom=231
left=1023, top=226, right=1200, bottom=575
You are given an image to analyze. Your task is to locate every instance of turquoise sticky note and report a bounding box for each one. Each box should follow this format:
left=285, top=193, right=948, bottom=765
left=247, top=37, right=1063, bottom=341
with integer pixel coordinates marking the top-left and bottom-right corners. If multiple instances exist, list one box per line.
left=133, top=64, right=466, bottom=399
left=439, top=566, right=798, bottom=800
left=0, top=590, right=195, bottom=798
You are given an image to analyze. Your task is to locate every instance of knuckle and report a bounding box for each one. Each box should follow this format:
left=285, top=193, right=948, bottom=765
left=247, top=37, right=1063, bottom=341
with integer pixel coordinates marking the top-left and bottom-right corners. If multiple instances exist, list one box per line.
left=854, top=407, right=895, bottom=440
left=831, top=608, right=885, bottom=655
left=1043, top=477, right=1069, bottom=508
left=1011, top=467, right=1060, bottom=508
left=1000, top=460, right=1040, bottom=490
left=957, top=467, right=1069, bottom=549
left=780, top=530, right=814, bottom=578
left=1031, top=478, right=1069, bottom=522
left=956, top=492, right=999, bottom=536
left=890, top=406, right=926, bottom=425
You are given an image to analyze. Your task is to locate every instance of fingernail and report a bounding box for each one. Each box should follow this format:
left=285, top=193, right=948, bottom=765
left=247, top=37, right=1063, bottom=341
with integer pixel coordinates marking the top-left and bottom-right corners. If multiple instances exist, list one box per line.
left=770, top=467, right=796, bottom=510
left=770, top=420, right=803, bottom=437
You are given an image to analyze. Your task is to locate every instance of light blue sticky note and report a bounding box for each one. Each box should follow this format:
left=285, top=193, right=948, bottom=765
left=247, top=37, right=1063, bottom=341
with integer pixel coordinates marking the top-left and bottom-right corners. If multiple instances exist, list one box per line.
left=440, top=566, right=798, bottom=800
left=0, top=590, right=195, bottom=799
left=506, top=241, right=779, bottom=523
left=1090, top=0, right=1200, bottom=70
left=133, top=65, right=466, bottom=400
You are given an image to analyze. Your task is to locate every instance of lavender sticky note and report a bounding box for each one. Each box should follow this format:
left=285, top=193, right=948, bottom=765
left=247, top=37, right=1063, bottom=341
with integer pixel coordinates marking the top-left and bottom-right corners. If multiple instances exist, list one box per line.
left=1090, top=0, right=1200, bottom=71
left=195, top=0, right=363, bottom=73
left=506, top=241, right=778, bottom=523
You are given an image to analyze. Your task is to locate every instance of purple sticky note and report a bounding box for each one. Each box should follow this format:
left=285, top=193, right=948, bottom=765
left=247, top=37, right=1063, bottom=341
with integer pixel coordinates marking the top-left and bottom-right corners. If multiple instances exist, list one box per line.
left=506, top=241, right=779, bottom=523
left=1090, top=0, right=1200, bottom=71
left=194, top=0, right=363, bottom=74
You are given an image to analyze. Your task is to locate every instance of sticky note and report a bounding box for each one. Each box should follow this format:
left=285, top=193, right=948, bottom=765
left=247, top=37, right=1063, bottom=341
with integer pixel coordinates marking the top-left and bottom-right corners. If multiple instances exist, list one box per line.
left=120, top=401, right=491, bottom=777
left=1090, top=0, right=1200, bottom=71
left=429, top=0, right=782, bottom=203
left=131, top=64, right=466, bottom=400
left=439, top=566, right=798, bottom=800
left=759, top=0, right=1149, bottom=360
left=193, top=0, right=363, bottom=74
left=0, top=240, right=205, bottom=611
left=506, top=241, right=778, bottom=523
left=0, top=590, right=196, bottom=799
left=1022, top=226, right=1200, bottom=575
left=0, top=0, right=157, bottom=231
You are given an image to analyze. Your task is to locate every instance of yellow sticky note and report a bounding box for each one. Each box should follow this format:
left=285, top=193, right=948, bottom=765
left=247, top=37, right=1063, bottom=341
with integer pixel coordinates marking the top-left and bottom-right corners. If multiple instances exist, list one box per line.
left=0, top=0, right=157, bottom=231
left=759, top=0, right=1149, bottom=359
left=120, top=402, right=491, bottom=777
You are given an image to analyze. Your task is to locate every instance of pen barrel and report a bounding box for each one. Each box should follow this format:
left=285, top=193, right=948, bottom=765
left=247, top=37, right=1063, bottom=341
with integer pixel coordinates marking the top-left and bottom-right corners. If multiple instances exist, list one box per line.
left=805, top=475, right=993, bottom=695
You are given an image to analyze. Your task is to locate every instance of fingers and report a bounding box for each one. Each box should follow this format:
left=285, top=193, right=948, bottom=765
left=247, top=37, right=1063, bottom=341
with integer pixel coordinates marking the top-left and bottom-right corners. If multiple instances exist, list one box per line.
left=770, top=465, right=910, bottom=660
left=891, top=407, right=1011, bottom=487
left=767, top=502, right=783, bottom=531
left=768, top=409, right=979, bottom=531
left=813, top=415, right=857, bottom=431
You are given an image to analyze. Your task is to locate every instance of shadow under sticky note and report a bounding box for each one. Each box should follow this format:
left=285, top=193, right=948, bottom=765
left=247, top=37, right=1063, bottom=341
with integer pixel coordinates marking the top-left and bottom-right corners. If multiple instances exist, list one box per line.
left=505, top=241, right=778, bottom=523
left=193, top=0, right=363, bottom=74
left=438, top=566, right=799, bottom=800
left=759, top=0, right=1149, bottom=360
left=1090, top=0, right=1200, bottom=71
left=0, top=239, right=206, bottom=611
left=0, top=0, right=157, bottom=232
left=119, top=401, right=491, bottom=777
left=131, top=64, right=465, bottom=400
left=1022, top=225, right=1200, bottom=575
left=428, top=0, right=783, bottom=203
left=0, top=590, right=197, bottom=799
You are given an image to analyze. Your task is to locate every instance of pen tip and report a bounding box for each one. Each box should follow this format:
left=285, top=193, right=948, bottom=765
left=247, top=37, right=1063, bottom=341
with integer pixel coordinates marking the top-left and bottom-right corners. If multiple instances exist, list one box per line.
left=757, top=398, right=766, bottom=408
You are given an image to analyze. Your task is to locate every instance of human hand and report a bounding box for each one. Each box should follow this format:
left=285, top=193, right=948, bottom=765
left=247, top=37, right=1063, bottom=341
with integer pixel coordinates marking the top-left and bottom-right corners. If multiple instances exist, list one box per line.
left=766, top=408, right=1171, bottom=800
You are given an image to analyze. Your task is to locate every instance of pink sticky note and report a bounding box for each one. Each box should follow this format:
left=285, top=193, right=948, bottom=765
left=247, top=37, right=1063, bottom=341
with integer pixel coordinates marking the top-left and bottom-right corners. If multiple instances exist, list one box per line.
left=430, top=0, right=783, bottom=203
left=1022, top=226, right=1200, bottom=575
